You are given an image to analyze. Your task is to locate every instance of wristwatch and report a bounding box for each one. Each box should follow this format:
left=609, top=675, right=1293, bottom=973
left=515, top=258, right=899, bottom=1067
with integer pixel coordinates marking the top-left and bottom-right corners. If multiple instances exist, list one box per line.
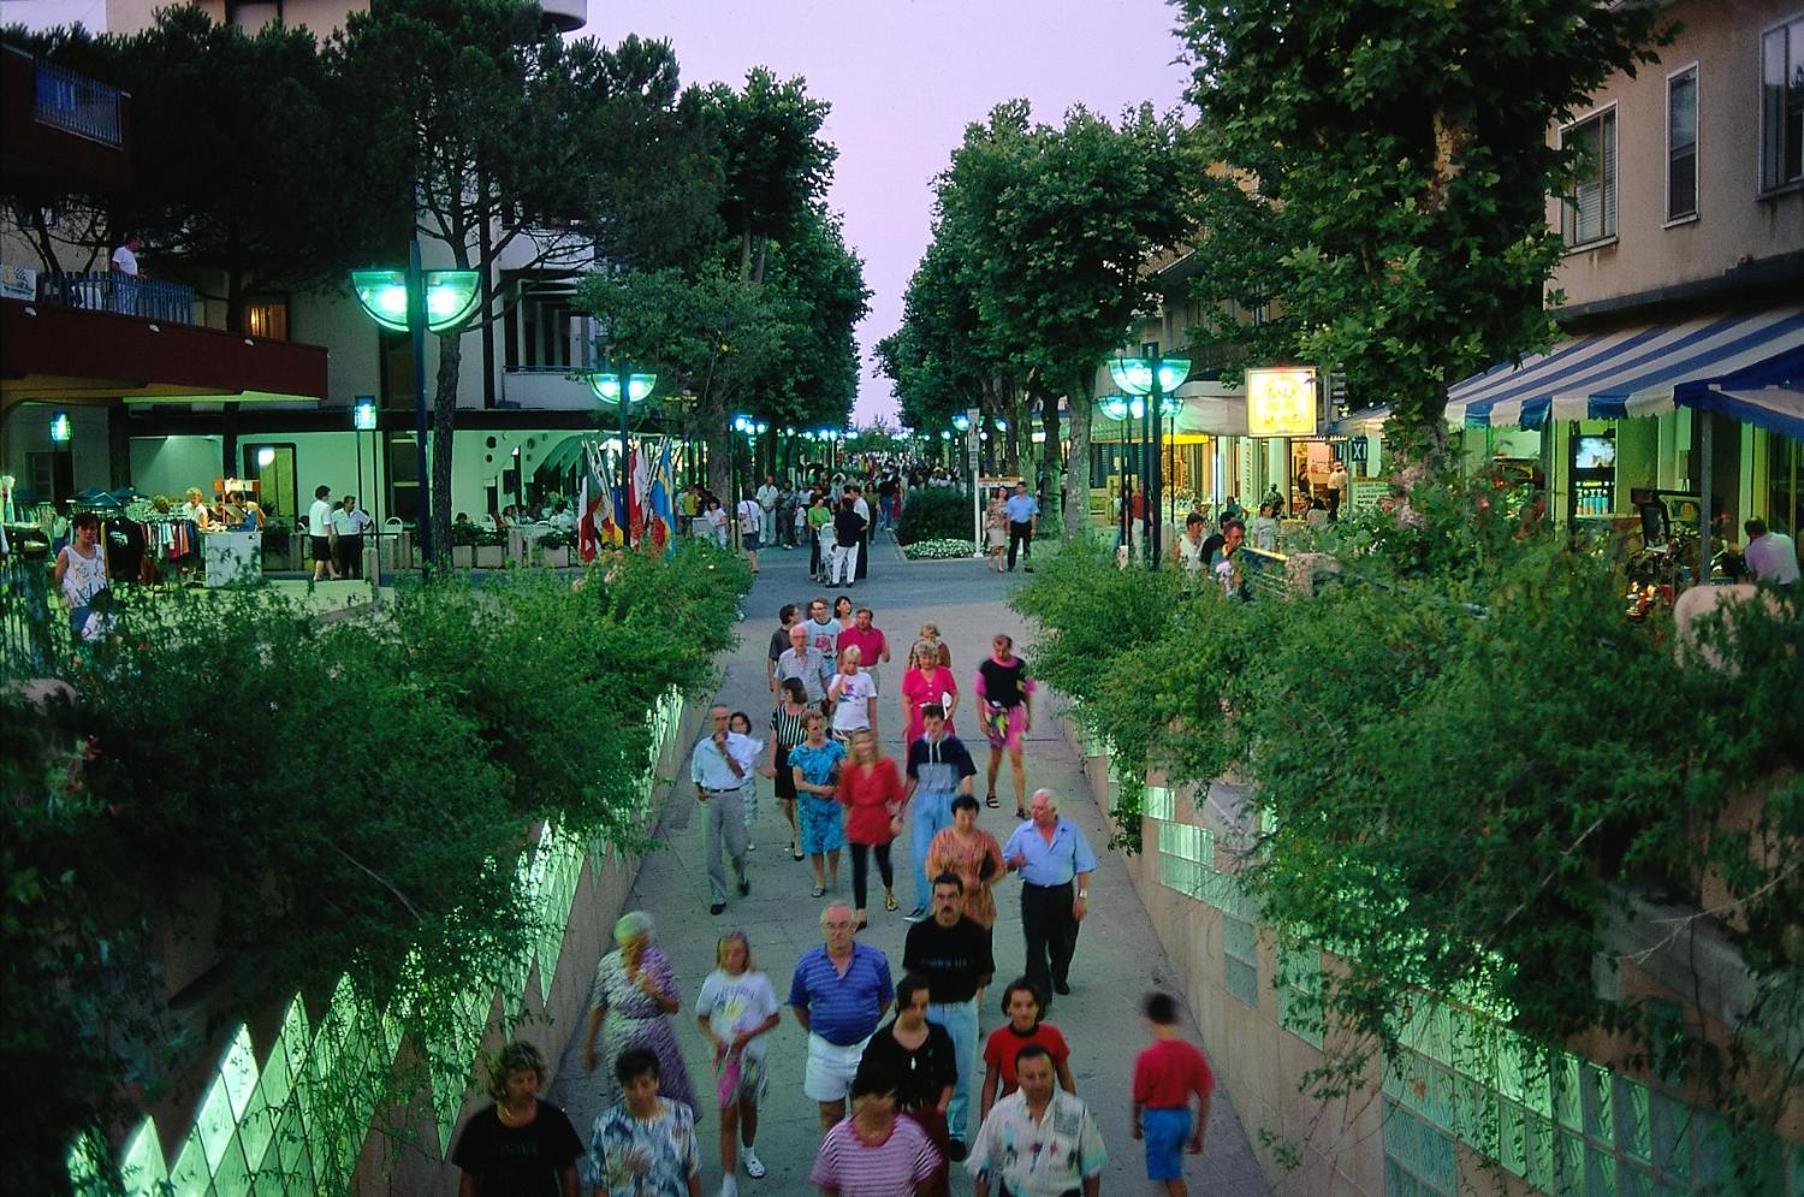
left=1077, top=889, right=1089, bottom=900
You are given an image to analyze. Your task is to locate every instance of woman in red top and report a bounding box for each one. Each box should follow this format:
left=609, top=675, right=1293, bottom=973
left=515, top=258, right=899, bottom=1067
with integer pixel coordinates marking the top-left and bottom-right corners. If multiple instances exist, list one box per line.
left=900, top=640, right=958, bottom=751
left=979, top=977, right=1077, bottom=1119
left=838, top=729, right=903, bottom=930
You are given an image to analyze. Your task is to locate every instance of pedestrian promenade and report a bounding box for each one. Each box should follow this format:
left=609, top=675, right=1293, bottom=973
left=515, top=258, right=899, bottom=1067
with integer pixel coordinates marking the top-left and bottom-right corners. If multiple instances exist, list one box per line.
left=550, top=533, right=1270, bottom=1196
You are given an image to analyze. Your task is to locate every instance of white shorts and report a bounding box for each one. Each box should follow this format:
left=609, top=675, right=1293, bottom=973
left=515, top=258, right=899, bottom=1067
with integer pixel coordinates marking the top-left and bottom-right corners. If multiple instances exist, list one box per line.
left=804, top=1032, right=870, bottom=1103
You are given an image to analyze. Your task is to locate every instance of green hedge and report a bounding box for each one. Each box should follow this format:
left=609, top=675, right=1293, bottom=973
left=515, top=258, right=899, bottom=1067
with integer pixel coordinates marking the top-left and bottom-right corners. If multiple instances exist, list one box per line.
left=897, top=487, right=972, bottom=545
left=1012, top=492, right=1802, bottom=1174
left=2, top=542, right=748, bottom=1193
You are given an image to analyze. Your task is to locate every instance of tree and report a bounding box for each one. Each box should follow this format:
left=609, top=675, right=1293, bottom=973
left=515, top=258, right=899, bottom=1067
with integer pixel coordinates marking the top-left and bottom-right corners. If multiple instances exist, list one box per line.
left=333, top=0, right=718, bottom=566
left=1176, top=0, right=1668, bottom=470
left=3, top=11, right=407, bottom=329
left=932, top=101, right=1192, bottom=533
left=710, top=67, right=836, bottom=284
left=576, top=264, right=794, bottom=493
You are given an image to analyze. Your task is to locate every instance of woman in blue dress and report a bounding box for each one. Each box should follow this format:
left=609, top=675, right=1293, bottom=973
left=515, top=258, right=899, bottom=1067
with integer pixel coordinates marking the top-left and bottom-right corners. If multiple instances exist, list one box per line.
left=787, top=709, right=846, bottom=899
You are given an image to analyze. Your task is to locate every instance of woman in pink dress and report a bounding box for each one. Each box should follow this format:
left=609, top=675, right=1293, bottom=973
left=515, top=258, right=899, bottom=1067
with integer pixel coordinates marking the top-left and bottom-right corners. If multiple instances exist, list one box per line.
left=900, top=639, right=958, bottom=751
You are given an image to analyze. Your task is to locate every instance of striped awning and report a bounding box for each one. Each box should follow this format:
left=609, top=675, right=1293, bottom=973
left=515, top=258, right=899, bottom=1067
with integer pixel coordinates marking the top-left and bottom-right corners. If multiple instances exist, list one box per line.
left=1445, top=306, right=1804, bottom=431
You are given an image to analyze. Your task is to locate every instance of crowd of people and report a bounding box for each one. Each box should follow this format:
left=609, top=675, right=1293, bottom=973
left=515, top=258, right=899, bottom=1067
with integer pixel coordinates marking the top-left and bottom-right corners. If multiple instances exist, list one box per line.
left=450, top=576, right=1223, bottom=1196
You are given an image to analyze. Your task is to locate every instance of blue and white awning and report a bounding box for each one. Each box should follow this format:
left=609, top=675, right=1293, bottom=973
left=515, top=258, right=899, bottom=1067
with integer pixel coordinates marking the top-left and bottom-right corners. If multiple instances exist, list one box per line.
left=1445, top=306, right=1804, bottom=433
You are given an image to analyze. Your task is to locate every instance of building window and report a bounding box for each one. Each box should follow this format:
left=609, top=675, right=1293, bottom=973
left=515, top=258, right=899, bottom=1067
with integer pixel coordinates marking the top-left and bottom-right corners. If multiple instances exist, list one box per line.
left=1277, top=944, right=1324, bottom=1047
left=1562, top=107, right=1617, bottom=247
left=1222, top=911, right=1259, bottom=1007
left=244, top=298, right=289, bottom=341
left=1666, top=67, right=1698, bottom=221
left=1762, top=16, right=1804, bottom=191
left=503, top=277, right=596, bottom=372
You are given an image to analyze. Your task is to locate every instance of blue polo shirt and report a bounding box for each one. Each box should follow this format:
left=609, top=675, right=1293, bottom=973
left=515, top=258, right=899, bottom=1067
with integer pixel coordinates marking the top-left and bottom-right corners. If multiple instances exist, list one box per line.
left=1002, top=817, right=1098, bottom=887
left=789, top=941, right=895, bottom=1046
left=1005, top=493, right=1039, bottom=523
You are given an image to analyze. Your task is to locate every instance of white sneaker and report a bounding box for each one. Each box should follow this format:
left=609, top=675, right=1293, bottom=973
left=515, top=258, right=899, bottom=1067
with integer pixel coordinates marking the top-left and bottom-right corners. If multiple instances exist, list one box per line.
left=742, top=1147, right=766, bottom=1179
left=720, top=1177, right=738, bottom=1197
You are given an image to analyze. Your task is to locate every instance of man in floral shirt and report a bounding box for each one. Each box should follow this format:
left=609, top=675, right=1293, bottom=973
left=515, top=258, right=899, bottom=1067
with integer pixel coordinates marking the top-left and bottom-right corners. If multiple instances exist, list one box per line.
left=966, top=1044, right=1106, bottom=1197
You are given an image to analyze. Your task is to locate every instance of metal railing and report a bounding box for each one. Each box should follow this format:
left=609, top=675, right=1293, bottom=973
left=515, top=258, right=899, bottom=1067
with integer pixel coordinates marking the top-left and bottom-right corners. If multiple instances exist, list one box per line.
left=32, top=59, right=125, bottom=147
left=36, top=271, right=197, bottom=326
left=0, top=547, right=56, bottom=677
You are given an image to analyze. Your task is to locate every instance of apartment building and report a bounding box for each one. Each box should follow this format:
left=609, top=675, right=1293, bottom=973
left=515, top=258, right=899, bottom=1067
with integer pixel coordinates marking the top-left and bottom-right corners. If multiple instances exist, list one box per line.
left=2, top=0, right=611, bottom=542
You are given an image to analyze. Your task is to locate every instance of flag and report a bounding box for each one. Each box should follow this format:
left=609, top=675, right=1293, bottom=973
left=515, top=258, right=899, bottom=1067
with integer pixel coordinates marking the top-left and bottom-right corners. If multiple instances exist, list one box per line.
left=628, top=442, right=651, bottom=543
left=645, top=437, right=676, bottom=554
left=578, top=443, right=619, bottom=561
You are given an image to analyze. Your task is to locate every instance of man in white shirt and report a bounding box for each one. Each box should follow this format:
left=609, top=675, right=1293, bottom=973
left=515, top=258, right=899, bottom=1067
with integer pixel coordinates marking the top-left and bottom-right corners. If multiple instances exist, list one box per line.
left=307, top=485, right=339, bottom=582
left=736, top=493, right=763, bottom=571
left=329, top=495, right=370, bottom=580
left=756, top=474, right=781, bottom=545
left=692, top=705, right=760, bottom=914
left=1743, top=519, right=1799, bottom=588
left=110, top=233, right=142, bottom=315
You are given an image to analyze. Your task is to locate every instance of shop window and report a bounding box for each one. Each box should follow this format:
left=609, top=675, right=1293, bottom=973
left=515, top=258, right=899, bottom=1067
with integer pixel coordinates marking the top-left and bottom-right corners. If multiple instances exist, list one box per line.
left=1770, top=431, right=1803, bottom=535
left=244, top=298, right=289, bottom=342
left=386, top=433, right=420, bottom=520
left=1562, top=106, right=1617, bottom=247
left=1762, top=15, right=1804, bottom=192
left=241, top=443, right=295, bottom=520
left=1222, top=911, right=1259, bottom=1006
left=1666, top=67, right=1698, bottom=221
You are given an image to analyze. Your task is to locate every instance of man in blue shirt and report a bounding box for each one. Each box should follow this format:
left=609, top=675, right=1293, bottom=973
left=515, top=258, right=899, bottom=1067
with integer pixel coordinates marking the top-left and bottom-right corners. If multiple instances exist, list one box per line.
left=1001, top=787, right=1097, bottom=1009
left=691, top=704, right=759, bottom=914
left=1003, top=482, right=1039, bottom=572
left=790, top=901, right=896, bottom=1136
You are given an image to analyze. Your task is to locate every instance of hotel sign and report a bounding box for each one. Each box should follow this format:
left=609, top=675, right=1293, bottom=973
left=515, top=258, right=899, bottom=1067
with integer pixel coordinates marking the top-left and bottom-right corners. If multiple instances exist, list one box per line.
left=1246, top=367, right=1318, bottom=437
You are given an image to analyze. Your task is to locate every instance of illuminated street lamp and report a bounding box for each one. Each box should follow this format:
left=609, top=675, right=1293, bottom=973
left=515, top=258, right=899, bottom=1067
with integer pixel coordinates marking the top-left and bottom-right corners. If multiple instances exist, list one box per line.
left=587, top=369, right=659, bottom=549
left=349, top=254, right=483, bottom=571
left=1109, top=345, right=1191, bottom=569
left=731, top=414, right=768, bottom=547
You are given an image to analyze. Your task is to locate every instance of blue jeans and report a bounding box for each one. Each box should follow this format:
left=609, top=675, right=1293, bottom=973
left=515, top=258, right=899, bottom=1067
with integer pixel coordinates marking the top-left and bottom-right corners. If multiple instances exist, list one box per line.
left=910, top=789, right=954, bottom=908
left=927, top=997, right=979, bottom=1144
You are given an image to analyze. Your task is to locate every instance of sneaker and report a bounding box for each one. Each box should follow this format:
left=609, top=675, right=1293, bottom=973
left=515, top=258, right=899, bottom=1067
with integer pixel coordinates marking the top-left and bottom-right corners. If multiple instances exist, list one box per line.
left=746, top=840, right=755, bottom=852
left=742, top=1148, right=766, bottom=1179
left=720, top=1176, right=738, bottom=1197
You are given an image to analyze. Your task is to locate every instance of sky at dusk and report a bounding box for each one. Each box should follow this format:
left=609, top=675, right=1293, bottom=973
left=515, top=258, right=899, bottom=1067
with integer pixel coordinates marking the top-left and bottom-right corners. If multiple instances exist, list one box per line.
left=0, top=0, right=1197, bottom=423
left=578, top=0, right=1196, bottom=423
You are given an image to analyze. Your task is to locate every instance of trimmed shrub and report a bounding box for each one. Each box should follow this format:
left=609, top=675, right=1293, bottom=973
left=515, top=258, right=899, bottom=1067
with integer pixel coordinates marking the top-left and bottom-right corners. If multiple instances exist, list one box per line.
left=897, top=488, right=972, bottom=545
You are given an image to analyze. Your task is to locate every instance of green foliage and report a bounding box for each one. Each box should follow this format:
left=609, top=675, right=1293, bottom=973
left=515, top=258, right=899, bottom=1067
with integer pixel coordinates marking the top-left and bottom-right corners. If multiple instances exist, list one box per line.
left=891, top=100, right=1193, bottom=531
left=1175, top=0, right=1668, bottom=465
left=1013, top=526, right=1803, bottom=1163
left=897, top=488, right=972, bottom=546
left=1, top=548, right=744, bottom=1193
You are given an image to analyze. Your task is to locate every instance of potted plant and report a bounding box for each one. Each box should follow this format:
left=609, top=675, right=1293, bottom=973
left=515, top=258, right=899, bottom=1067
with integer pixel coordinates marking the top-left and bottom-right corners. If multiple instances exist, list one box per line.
left=451, top=519, right=478, bottom=569
left=474, top=527, right=507, bottom=569
left=261, top=523, right=294, bottom=572
left=538, top=528, right=574, bottom=568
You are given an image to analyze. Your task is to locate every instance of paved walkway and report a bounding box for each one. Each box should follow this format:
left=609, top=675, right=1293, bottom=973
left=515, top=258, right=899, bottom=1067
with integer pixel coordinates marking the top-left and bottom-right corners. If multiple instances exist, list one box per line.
left=551, top=532, right=1269, bottom=1196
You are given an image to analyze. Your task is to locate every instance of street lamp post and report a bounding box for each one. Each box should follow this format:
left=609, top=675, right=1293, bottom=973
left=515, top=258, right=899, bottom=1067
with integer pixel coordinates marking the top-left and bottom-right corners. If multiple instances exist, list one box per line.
left=1109, top=345, right=1191, bottom=569
left=1100, top=395, right=1141, bottom=557
left=731, top=415, right=768, bottom=549
left=353, top=396, right=379, bottom=590
left=587, top=369, right=658, bottom=549
left=349, top=257, right=480, bottom=572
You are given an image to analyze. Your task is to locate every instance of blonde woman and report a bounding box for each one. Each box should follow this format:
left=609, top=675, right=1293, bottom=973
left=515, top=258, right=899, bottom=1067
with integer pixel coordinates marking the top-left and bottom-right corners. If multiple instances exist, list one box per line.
left=838, top=729, right=904, bottom=927
left=828, top=645, right=878, bottom=742
left=901, top=639, right=958, bottom=751
left=695, top=930, right=780, bottom=1187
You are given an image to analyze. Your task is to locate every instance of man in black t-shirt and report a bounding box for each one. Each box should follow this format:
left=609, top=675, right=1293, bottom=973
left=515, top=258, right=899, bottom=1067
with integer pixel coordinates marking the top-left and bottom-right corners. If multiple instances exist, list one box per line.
left=904, top=872, right=995, bottom=1158
left=766, top=603, right=800, bottom=703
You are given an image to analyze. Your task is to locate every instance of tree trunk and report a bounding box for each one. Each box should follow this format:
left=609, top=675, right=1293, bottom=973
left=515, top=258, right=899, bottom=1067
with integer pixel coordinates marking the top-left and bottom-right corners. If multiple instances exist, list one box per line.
left=702, top=388, right=730, bottom=499
left=739, top=231, right=753, bottom=283
left=1063, top=372, right=1094, bottom=538
left=431, top=331, right=461, bottom=571
left=753, top=235, right=768, bottom=285
left=1039, top=387, right=1063, bottom=530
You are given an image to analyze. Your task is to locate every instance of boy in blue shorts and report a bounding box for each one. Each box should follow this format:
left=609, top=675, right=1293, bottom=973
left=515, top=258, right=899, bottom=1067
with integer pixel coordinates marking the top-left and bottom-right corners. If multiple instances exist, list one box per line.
left=1131, top=991, right=1215, bottom=1195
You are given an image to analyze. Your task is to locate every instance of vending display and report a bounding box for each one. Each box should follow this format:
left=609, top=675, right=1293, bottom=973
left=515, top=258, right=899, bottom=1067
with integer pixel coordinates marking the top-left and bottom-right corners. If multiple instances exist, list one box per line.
left=1571, top=432, right=1616, bottom=520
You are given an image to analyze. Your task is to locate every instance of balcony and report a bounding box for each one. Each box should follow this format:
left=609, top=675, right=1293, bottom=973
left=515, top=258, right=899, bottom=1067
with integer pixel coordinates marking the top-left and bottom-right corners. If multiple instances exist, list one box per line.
left=0, top=47, right=131, bottom=190
left=32, top=59, right=124, bottom=146
left=36, top=271, right=197, bottom=326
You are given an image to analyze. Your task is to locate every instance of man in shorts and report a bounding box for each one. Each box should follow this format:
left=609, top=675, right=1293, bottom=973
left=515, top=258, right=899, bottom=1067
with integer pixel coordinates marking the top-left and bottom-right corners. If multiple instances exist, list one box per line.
left=1131, top=990, right=1215, bottom=1195
left=790, top=901, right=895, bottom=1137
left=307, top=484, right=339, bottom=582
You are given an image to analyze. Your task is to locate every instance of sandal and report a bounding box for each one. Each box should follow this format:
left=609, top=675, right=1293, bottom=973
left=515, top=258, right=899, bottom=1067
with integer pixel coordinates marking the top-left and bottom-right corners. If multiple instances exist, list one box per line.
left=792, top=843, right=804, bottom=861
left=1015, top=807, right=1029, bottom=820
left=985, top=793, right=1000, bottom=809
left=884, top=892, right=899, bottom=912
left=811, top=885, right=827, bottom=898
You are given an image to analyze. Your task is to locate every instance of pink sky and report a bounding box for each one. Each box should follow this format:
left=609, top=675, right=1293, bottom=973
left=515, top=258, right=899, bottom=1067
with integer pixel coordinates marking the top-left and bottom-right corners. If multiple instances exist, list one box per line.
left=577, top=0, right=1194, bottom=423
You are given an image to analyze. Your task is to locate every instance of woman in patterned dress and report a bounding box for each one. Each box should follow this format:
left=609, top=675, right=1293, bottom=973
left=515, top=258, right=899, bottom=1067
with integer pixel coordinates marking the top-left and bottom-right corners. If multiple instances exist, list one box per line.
left=788, top=709, right=847, bottom=898
left=582, top=912, right=697, bottom=1114
left=588, top=1047, right=702, bottom=1197
left=924, top=794, right=1007, bottom=932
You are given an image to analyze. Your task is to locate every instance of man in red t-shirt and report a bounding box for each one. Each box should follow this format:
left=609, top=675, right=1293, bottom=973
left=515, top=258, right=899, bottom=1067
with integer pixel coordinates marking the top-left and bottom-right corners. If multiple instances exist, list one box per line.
left=1131, top=991, right=1215, bottom=1195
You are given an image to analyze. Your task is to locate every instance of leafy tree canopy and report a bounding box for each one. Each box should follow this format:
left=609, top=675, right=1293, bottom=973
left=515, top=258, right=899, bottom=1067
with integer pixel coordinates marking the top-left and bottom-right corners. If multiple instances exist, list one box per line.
left=1175, top=0, right=1668, bottom=466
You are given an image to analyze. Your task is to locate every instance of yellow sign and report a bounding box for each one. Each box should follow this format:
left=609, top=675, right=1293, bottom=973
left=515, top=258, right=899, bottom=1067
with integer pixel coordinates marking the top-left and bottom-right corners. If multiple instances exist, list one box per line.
left=1246, top=367, right=1318, bottom=437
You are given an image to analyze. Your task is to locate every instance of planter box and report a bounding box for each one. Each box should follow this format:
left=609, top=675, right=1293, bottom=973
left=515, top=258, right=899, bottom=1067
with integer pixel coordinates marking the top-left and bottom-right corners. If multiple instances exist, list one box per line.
left=452, top=544, right=475, bottom=569
left=541, top=545, right=571, bottom=569
left=475, top=544, right=505, bottom=569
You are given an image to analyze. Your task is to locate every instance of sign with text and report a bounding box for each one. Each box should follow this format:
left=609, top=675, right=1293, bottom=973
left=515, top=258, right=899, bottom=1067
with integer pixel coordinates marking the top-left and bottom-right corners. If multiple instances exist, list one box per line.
left=1246, top=367, right=1318, bottom=438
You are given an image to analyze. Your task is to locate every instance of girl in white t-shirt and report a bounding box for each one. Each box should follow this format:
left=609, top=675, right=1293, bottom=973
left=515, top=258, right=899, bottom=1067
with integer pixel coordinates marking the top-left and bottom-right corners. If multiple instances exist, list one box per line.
left=693, top=931, right=781, bottom=1192
left=828, top=645, right=877, bottom=740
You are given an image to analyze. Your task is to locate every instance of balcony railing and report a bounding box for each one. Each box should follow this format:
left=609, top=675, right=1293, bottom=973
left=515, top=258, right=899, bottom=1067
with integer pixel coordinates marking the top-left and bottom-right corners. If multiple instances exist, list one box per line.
left=36, top=271, right=197, bottom=326
left=33, top=59, right=124, bottom=147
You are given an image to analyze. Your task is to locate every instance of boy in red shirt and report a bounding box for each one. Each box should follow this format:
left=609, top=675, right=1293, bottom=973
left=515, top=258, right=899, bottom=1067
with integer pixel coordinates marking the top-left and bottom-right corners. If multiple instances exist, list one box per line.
left=1131, top=991, right=1215, bottom=1195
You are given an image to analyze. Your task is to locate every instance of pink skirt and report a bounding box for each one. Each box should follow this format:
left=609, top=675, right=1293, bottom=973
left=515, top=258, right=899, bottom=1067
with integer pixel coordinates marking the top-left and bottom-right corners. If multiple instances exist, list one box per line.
left=980, top=702, right=1026, bottom=751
